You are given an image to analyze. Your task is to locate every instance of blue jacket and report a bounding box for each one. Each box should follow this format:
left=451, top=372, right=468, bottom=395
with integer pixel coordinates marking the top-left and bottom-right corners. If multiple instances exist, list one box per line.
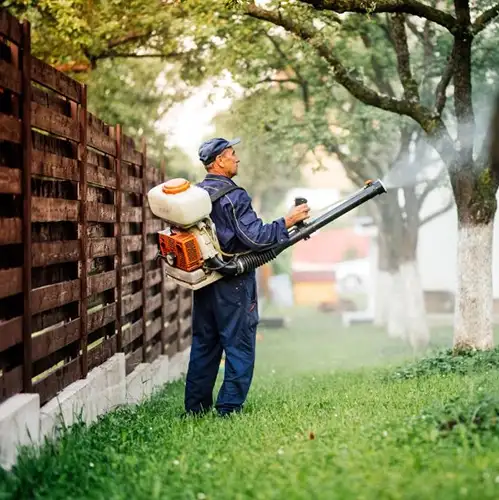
left=198, top=173, right=290, bottom=255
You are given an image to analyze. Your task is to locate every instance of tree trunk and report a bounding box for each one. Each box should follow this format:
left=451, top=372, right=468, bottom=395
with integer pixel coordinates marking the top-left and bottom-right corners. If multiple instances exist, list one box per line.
left=375, top=188, right=430, bottom=350
left=451, top=170, right=497, bottom=350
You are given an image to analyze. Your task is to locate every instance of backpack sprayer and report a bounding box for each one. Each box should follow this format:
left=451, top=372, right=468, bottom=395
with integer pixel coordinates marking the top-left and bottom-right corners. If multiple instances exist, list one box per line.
left=147, top=178, right=387, bottom=290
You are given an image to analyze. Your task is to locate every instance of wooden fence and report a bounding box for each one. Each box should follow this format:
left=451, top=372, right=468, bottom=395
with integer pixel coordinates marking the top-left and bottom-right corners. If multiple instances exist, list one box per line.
left=0, top=11, right=192, bottom=406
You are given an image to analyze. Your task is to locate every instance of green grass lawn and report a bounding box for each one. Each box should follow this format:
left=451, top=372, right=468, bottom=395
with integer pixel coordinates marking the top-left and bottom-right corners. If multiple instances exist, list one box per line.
left=2, top=307, right=499, bottom=500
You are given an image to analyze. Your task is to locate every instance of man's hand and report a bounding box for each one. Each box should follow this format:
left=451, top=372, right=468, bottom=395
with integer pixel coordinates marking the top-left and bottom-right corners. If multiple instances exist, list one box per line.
left=284, top=203, right=311, bottom=229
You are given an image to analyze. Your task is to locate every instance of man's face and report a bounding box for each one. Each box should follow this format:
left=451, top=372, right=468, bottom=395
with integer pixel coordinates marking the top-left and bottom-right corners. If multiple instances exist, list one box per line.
left=217, top=147, right=240, bottom=177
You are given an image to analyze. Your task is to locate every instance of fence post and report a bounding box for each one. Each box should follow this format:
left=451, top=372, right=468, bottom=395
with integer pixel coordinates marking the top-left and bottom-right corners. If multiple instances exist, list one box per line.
left=79, top=85, right=89, bottom=378
left=160, top=159, right=166, bottom=355
left=141, top=137, right=148, bottom=361
left=21, top=21, right=33, bottom=393
left=115, top=125, right=123, bottom=352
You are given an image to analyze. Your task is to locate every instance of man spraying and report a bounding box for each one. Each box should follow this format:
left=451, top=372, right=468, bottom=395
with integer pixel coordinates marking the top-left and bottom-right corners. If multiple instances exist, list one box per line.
left=184, top=137, right=310, bottom=417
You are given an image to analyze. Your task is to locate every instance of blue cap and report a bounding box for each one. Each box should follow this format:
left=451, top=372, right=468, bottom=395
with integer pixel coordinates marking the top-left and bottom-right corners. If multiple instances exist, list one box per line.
left=198, top=137, right=241, bottom=165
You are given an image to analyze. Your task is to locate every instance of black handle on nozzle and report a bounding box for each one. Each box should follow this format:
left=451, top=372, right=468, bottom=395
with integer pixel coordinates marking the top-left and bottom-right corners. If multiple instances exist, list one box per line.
left=294, top=196, right=310, bottom=240
left=294, top=197, right=307, bottom=228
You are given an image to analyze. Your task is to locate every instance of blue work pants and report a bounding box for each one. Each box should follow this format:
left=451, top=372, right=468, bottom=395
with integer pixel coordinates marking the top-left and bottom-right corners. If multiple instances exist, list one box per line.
left=184, top=272, right=259, bottom=416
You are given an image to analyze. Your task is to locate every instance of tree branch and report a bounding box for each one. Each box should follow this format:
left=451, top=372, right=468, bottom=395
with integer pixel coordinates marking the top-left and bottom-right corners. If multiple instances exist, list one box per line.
left=472, top=3, right=499, bottom=35
left=245, top=2, right=458, bottom=168
left=297, top=0, right=458, bottom=34
left=264, top=32, right=311, bottom=111
left=434, top=43, right=455, bottom=114
left=246, top=3, right=433, bottom=126
left=389, top=13, right=419, bottom=101
left=420, top=198, right=454, bottom=226
left=107, top=31, right=152, bottom=50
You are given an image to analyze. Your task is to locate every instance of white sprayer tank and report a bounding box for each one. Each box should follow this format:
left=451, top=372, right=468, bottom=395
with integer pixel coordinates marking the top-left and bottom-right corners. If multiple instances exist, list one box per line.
left=147, top=178, right=212, bottom=227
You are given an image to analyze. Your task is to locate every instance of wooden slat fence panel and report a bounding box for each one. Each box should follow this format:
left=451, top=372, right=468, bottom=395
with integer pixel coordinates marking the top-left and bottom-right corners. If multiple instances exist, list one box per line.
left=0, top=12, right=191, bottom=405
left=0, top=14, right=27, bottom=398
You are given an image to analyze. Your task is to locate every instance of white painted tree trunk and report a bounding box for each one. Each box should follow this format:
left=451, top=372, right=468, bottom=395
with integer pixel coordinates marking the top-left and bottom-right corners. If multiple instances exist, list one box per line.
left=387, top=269, right=406, bottom=339
left=454, top=222, right=495, bottom=350
left=400, top=260, right=430, bottom=351
left=374, top=270, right=391, bottom=327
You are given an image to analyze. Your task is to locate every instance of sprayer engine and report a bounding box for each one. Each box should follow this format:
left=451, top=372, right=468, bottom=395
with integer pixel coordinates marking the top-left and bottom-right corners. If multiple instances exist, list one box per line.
left=148, top=178, right=225, bottom=290
left=147, top=177, right=387, bottom=291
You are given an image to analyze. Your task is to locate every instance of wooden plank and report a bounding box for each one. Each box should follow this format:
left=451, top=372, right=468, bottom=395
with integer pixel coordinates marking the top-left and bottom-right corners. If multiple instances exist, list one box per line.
left=87, top=163, right=116, bottom=189
left=141, top=141, right=148, bottom=362
left=164, top=321, right=179, bottom=342
left=0, top=267, right=22, bottom=299
left=0, top=316, right=23, bottom=352
left=31, top=102, right=79, bottom=141
left=145, top=341, right=162, bottom=363
left=165, top=279, right=177, bottom=293
left=0, top=366, right=23, bottom=404
left=33, top=357, right=81, bottom=405
left=0, top=59, right=21, bottom=94
left=32, top=241, right=80, bottom=267
left=88, top=303, right=116, bottom=334
left=86, top=202, right=116, bottom=223
left=22, top=22, right=34, bottom=394
left=122, top=148, right=142, bottom=166
left=146, top=218, right=163, bottom=233
left=87, top=125, right=116, bottom=156
left=31, top=319, right=80, bottom=362
left=179, top=317, right=191, bottom=338
left=122, top=291, right=142, bottom=316
left=125, top=347, right=143, bottom=375
left=145, top=317, right=162, bottom=343
left=0, top=112, right=21, bottom=144
left=122, top=319, right=143, bottom=347
left=122, top=206, right=142, bottom=223
left=164, top=299, right=179, bottom=319
left=31, top=279, right=80, bottom=315
left=31, top=57, right=82, bottom=103
left=145, top=244, right=158, bottom=261
left=0, top=166, right=21, bottom=194
left=146, top=268, right=162, bottom=287
left=88, top=336, right=117, bottom=371
left=31, top=85, right=71, bottom=116
left=146, top=293, right=162, bottom=314
left=88, top=270, right=116, bottom=296
left=79, top=84, right=89, bottom=379
left=158, top=157, right=166, bottom=357
left=31, top=149, right=79, bottom=182
left=180, top=296, right=192, bottom=316
left=122, top=235, right=142, bottom=253
left=0, top=218, right=22, bottom=245
left=88, top=238, right=116, bottom=258
left=121, top=175, right=142, bottom=193
left=122, top=263, right=142, bottom=285
left=32, top=197, right=80, bottom=222
left=115, top=124, right=123, bottom=352
left=179, top=335, right=192, bottom=352
left=0, top=10, right=22, bottom=44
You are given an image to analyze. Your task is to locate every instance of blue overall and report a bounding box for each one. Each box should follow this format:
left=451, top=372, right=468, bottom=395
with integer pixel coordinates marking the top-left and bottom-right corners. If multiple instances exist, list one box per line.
left=184, top=173, right=289, bottom=416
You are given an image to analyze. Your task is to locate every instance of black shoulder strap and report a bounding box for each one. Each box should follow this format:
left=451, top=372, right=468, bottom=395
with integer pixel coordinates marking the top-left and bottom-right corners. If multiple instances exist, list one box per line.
left=207, top=184, right=242, bottom=203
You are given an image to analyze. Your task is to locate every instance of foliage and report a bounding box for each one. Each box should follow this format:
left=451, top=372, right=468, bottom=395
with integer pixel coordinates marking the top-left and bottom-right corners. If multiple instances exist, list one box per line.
left=86, top=58, right=190, bottom=161
left=390, top=346, right=499, bottom=380
left=210, top=89, right=304, bottom=218
left=1, top=311, right=499, bottom=499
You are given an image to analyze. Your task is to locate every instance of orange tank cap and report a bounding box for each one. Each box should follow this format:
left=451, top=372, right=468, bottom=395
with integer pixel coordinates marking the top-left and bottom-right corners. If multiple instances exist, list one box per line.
left=162, top=178, right=190, bottom=195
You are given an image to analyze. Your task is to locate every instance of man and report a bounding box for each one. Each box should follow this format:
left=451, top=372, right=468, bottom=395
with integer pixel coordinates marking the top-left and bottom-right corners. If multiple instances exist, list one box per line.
left=184, top=137, right=310, bottom=418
